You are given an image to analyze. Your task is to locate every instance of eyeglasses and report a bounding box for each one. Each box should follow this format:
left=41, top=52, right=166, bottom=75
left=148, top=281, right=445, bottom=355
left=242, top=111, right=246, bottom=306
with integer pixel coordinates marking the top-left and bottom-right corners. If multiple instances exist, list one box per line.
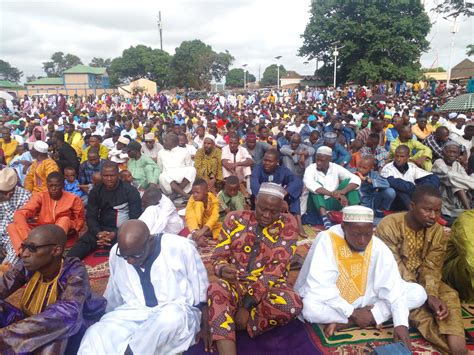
left=21, top=243, right=58, bottom=253
left=116, top=239, right=148, bottom=260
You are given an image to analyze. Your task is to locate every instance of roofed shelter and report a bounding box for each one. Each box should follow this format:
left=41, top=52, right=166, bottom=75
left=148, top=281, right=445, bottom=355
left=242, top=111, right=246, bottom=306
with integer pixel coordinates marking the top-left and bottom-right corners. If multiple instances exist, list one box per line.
left=450, top=59, right=474, bottom=83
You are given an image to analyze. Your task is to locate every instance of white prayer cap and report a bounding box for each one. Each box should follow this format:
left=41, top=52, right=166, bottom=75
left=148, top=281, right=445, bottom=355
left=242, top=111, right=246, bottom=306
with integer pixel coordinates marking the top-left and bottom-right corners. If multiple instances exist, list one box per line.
left=286, top=126, right=297, bottom=133
left=457, top=113, right=467, bottom=120
left=316, top=146, right=332, bottom=156
left=117, top=136, right=130, bottom=145
left=33, top=140, right=48, bottom=154
left=448, top=112, right=458, bottom=120
left=342, top=206, right=374, bottom=223
left=258, top=182, right=285, bottom=200
left=204, top=134, right=216, bottom=143
left=144, top=133, right=155, bottom=141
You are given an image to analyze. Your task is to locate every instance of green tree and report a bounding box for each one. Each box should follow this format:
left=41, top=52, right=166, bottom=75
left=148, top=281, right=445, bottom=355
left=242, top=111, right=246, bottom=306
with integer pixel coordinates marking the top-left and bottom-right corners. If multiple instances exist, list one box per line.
left=0, top=60, right=23, bottom=82
left=225, top=68, right=256, bottom=88
left=260, top=64, right=287, bottom=87
left=299, top=0, right=431, bottom=85
left=170, top=40, right=234, bottom=89
left=212, top=50, right=235, bottom=83
left=26, top=74, right=37, bottom=83
left=467, top=44, right=474, bottom=56
left=89, top=57, right=112, bottom=68
left=108, top=45, right=171, bottom=87
left=433, top=0, right=472, bottom=17
left=42, top=52, right=82, bottom=77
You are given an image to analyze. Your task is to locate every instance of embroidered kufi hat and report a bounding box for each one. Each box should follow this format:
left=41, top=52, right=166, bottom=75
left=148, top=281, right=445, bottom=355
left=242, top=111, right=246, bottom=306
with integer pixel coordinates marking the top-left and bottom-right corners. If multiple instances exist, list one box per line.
left=342, top=206, right=374, bottom=223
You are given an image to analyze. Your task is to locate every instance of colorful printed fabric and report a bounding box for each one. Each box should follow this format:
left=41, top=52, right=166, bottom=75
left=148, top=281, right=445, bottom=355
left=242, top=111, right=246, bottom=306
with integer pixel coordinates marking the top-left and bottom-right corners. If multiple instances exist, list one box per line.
left=208, top=211, right=302, bottom=342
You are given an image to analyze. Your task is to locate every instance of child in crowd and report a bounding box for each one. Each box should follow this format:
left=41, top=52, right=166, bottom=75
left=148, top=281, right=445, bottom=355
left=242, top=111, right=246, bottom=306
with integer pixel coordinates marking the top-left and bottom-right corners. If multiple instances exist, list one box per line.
left=64, top=166, right=87, bottom=205
left=217, top=175, right=245, bottom=221
left=119, top=169, right=133, bottom=184
left=349, top=139, right=363, bottom=169
left=185, top=178, right=221, bottom=246
left=355, top=155, right=396, bottom=218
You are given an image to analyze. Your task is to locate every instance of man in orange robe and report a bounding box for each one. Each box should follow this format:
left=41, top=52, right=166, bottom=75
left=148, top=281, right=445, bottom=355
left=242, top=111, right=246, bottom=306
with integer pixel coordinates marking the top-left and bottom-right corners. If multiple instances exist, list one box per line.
left=7, top=171, right=84, bottom=255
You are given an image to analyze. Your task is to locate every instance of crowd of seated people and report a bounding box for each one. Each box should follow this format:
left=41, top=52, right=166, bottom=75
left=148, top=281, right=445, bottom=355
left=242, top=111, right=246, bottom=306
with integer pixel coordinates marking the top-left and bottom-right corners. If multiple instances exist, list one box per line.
left=0, top=85, right=473, bottom=354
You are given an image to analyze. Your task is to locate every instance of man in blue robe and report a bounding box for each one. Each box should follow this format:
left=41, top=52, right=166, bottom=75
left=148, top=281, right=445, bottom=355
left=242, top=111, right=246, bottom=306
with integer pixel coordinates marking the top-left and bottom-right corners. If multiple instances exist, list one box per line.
left=250, top=148, right=305, bottom=236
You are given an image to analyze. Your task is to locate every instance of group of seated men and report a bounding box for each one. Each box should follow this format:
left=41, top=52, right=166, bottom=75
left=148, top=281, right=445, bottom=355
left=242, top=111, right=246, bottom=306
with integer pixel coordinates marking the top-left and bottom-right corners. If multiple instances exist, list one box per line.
left=0, top=106, right=473, bottom=354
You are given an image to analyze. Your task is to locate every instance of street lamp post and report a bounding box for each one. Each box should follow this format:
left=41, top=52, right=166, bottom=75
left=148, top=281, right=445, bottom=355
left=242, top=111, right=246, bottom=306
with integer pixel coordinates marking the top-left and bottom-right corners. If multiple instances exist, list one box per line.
left=444, top=15, right=459, bottom=88
left=242, top=64, right=248, bottom=89
left=275, top=56, right=282, bottom=89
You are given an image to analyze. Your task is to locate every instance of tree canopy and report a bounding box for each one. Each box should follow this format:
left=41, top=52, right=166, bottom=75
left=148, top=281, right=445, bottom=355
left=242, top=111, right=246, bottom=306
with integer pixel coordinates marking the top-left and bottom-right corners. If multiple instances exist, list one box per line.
left=299, top=0, right=431, bottom=85
left=0, top=60, right=23, bottom=82
left=433, top=0, right=473, bottom=17
left=170, top=40, right=234, bottom=90
left=89, top=57, right=111, bottom=68
left=42, top=52, right=82, bottom=77
left=225, top=68, right=256, bottom=88
left=108, top=45, right=171, bottom=87
left=260, top=64, right=287, bottom=87
left=467, top=44, right=474, bottom=57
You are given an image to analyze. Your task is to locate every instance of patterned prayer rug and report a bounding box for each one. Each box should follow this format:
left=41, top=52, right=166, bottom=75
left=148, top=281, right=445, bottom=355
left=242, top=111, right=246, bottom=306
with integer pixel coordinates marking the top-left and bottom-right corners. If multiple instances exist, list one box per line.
left=306, top=304, right=474, bottom=354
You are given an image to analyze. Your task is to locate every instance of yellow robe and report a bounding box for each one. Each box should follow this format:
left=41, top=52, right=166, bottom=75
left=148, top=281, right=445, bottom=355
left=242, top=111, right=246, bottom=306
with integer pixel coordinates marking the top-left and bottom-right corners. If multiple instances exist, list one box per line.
left=376, top=212, right=464, bottom=353
left=24, top=158, right=60, bottom=193
left=81, top=144, right=109, bottom=163
left=0, top=139, right=19, bottom=164
left=443, top=210, right=474, bottom=303
left=65, top=131, right=84, bottom=157
left=185, top=192, right=221, bottom=239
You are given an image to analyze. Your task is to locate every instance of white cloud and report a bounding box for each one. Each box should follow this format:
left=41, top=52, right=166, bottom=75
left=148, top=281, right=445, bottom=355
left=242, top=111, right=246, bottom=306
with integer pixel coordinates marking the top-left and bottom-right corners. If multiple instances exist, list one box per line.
left=0, top=0, right=472, bottom=83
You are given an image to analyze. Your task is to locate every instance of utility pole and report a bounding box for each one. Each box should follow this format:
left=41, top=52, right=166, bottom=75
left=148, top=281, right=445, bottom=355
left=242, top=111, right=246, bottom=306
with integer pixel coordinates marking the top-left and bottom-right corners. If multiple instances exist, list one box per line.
left=444, top=14, right=459, bottom=87
left=243, top=64, right=248, bottom=89
left=332, top=43, right=345, bottom=88
left=275, top=56, right=282, bottom=89
left=158, top=11, right=163, bottom=51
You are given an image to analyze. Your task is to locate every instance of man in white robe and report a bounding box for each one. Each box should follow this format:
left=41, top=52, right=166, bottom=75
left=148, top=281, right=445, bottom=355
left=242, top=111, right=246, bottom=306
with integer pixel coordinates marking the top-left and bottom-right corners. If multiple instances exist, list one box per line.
left=157, top=133, right=196, bottom=199
left=139, top=187, right=184, bottom=234
left=78, top=220, right=210, bottom=355
left=295, top=206, right=427, bottom=350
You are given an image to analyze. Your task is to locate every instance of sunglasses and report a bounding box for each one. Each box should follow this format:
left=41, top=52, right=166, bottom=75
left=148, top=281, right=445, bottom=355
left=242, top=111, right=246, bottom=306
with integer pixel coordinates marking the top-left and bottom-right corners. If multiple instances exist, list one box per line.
left=21, top=243, right=57, bottom=253
left=116, top=239, right=148, bottom=260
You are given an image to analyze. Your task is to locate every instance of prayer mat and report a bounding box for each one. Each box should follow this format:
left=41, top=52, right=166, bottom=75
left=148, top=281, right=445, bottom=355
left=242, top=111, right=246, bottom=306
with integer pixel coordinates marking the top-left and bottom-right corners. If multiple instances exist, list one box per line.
left=306, top=304, right=474, bottom=354
left=185, top=319, right=322, bottom=355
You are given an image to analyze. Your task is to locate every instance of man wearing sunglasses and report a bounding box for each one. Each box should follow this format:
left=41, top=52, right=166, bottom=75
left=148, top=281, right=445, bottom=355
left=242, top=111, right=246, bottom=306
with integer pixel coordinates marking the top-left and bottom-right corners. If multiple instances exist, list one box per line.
left=79, top=219, right=210, bottom=354
left=0, top=224, right=106, bottom=354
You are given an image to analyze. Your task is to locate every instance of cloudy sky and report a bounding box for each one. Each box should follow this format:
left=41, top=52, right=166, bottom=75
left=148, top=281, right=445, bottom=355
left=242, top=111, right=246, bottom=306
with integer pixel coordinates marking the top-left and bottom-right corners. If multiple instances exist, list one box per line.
left=0, top=0, right=472, bottom=83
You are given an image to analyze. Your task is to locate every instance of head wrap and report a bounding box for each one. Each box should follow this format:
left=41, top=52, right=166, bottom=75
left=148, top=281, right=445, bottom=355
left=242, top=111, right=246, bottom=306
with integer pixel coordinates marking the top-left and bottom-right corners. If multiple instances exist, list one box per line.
left=308, top=114, right=317, bottom=122
left=342, top=206, right=374, bottom=223
left=33, top=140, right=48, bottom=154
left=0, top=167, right=18, bottom=192
left=258, top=182, right=285, bottom=200
left=144, top=133, right=155, bottom=141
left=316, top=146, right=333, bottom=156
left=204, top=134, right=216, bottom=143
left=117, top=136, right=130, bottom=145
left=324, top=132, right=338, bottom=143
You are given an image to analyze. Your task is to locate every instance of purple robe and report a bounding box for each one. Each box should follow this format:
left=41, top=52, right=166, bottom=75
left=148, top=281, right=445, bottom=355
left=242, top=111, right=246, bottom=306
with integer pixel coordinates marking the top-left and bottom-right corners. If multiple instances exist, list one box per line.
left=0, top=257, right=106, bottom=355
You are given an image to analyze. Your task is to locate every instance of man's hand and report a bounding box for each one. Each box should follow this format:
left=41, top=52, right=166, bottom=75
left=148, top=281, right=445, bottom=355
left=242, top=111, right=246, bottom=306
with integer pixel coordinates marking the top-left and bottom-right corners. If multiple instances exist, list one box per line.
left=96, top=231, right=115, bottom=247
left=393, top=325, right=411, bottom=350
left=350, top=306, right=376, bottom=328
left=331, top=190, right=342, bottom=200
left=220, top=265, right=240, bottom=281
left=281, top=200, right=289, bottom=213
left=338, top=195, right=349, bottom=207
left=235, top=307, right=250, bottom=331
left=196, top=305, right=212, bottom=352
left=427, top=295, right=449, bottom=320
